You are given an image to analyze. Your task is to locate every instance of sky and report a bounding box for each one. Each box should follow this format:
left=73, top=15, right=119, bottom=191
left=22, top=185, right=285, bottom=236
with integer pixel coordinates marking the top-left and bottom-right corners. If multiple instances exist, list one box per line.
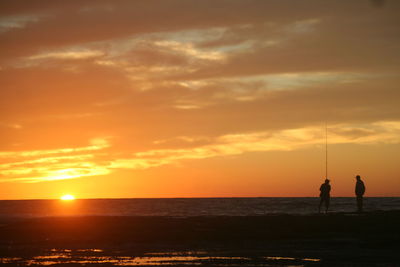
left=0, top=0, right=399, bottom=199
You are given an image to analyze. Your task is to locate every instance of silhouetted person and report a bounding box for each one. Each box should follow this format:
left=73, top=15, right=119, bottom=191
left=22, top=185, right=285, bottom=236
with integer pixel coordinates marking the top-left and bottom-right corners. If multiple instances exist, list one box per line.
left=355, top=175, right=366, bottom=212
left=319, top=179, right=331, bottom=213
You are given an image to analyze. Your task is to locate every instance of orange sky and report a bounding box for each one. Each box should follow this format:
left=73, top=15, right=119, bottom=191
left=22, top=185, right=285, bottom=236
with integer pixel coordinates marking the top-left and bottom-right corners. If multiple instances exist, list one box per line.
left=1, top=0, right=399, bottom=199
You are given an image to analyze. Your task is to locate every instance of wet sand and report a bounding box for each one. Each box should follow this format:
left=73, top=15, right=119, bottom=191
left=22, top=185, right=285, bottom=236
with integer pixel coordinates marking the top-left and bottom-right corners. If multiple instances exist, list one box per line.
left=0, top=211, right=399, bottom=266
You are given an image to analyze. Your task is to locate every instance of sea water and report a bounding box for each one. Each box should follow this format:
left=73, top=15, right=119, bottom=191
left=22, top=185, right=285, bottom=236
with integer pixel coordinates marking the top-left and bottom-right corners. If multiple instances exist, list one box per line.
left=0, top=197, right=399, bottom=218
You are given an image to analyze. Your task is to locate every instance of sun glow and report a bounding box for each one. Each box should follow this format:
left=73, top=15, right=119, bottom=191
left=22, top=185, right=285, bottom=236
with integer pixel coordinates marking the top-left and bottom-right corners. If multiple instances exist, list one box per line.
left=60, top=194, right=75, bottom=201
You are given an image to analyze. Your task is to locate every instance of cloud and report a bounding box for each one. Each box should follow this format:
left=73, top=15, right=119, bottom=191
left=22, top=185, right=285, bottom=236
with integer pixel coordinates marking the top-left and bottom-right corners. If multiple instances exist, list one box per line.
left=0, top=138, right=109, bottom=159
left=1, top=56, right=399, bottom=155
left=1, top=0, right=399, bottom=65
left=153, top=41, right=225, bottom=61
left=107, top=121, right=400, bottom=171
left=28, top=49, right=104, bottom=60
left=0, top=138, right=110, bottom=182
left=2, top=121, right=399, bottom=183
left=0, top=15, right=40, bottom=33
left=0, top=122, right=23, bottom=130
left=1, top=0, right=400, bottom=191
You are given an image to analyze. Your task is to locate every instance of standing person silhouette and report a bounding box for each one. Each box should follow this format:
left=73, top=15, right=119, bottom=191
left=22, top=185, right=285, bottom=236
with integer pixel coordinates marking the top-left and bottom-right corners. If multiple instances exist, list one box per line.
left=319, top=179, right=331, bottom=213
left=355, top=175, right=366, bottom=212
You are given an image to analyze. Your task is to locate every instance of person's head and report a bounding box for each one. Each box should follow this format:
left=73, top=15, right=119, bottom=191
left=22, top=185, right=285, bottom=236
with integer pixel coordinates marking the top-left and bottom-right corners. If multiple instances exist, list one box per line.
left=356, top=175, right=361, bottom=180
left=325, top=179, right=330, bottom=184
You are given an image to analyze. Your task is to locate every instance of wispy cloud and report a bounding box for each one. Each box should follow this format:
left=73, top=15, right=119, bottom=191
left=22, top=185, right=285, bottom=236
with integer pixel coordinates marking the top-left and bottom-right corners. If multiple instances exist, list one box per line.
left=28, top=49, right=104, bottom=61
left=0, top=15, right=40, bottom=33
left=154, top=41, right=225, bottom=61
left=0, top=122, right=22, bottom=129
left=0, top=138, right=109, bottom=159
left=2, top=122, right=399, bottom=183
left=0, top=138, right=111, bottom=183
left=107, top=121, right=400, bottom=171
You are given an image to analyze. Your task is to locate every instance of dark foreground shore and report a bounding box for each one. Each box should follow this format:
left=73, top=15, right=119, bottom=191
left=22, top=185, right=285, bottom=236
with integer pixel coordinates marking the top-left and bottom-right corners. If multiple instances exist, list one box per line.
left=1, top=211, right=400, bottom=266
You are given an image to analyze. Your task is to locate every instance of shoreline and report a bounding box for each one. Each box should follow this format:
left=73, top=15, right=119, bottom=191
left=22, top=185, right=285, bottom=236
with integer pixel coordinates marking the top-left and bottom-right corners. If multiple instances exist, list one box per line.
left=0, top=211, right=399, bottom=265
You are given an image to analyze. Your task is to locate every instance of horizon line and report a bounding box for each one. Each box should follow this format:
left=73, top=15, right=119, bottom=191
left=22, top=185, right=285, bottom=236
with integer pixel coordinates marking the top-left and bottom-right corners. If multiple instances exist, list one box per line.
left=1, top=196, right=399, bottom=201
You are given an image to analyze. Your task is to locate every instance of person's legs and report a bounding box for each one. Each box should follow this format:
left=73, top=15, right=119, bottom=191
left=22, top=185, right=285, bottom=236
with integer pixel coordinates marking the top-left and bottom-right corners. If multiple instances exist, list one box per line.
left=357, top=196, right=363, bottom=212
left=325, top=197, right=330, bottom=213
left=319, top=198, right=323, bottom=213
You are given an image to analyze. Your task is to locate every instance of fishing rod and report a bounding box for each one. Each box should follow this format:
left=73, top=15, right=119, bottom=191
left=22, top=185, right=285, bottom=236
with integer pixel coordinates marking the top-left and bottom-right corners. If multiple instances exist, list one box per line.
left=325, top=122, right=328, bottom=179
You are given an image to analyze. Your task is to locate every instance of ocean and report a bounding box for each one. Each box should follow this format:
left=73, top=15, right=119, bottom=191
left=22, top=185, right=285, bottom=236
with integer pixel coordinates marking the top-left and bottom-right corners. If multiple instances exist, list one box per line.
left=0, top=197, right=399, bottom=218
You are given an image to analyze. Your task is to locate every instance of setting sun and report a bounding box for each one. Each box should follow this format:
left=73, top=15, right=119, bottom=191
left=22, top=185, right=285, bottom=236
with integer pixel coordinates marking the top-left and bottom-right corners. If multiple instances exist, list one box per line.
left=60, top=194, right=75, bottom=201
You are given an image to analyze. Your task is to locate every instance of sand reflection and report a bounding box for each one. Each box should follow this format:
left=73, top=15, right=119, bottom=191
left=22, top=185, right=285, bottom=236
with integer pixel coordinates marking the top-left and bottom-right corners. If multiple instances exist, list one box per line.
left=0, top=249, right=321, bottom=266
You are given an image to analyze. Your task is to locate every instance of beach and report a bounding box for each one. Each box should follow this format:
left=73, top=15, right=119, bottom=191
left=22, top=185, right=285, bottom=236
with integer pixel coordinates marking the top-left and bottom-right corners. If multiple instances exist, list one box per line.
left=1, top=211, right=399, bottom=266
